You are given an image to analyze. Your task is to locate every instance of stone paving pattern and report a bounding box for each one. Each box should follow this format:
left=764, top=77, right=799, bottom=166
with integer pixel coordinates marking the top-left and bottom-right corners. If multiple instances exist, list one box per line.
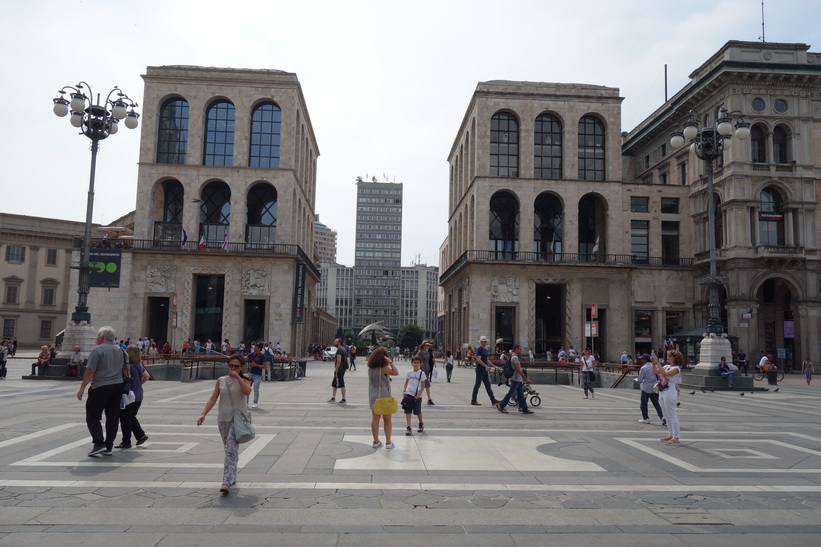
left=1, top=354, right=821, bottom=546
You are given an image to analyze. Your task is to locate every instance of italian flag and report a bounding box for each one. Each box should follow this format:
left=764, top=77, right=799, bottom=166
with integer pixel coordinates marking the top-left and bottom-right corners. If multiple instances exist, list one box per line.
left=198, top=232, right=207, bottom=251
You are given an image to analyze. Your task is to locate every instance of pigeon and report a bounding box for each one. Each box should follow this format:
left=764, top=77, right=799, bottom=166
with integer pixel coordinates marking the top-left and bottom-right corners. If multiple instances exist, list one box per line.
left=773, top=387, right=779, bottom=393
left=688, top=390, right=696, bottom=395
left=739, top=392, right=745, bottom=396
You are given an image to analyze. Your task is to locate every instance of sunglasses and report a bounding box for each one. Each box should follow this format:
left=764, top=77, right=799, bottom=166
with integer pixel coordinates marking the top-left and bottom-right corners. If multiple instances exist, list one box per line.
left=228, top=364, right=243, bottom=369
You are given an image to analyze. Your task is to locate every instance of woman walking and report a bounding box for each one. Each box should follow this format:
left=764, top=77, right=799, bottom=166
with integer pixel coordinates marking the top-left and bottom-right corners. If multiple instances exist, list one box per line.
left=579, top=348, right=597, bottom=399
left=445, top=350, right=454, bottom=383
left=196, top=353, right=252, bottom=494
left=367, top=347, right=398, bottom=449
left=654, top=349, right=683, bottom=445
left=117, top=345, right=151, bottom=449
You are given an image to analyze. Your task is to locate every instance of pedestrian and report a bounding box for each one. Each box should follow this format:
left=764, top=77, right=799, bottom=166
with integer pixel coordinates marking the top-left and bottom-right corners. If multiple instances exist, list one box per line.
left=471, top=335, right=500, bottom=407
left=654, top=349, right=683, bottom=445
left=636, top=353, right=664, bottom=424
left=802, top=358, right=814, bottom=386
left=455, top=347, right=462, bottom=367
left=66, top=345, right=85, bottom=377
left=579, top=347, right=597, bottom=399
left=403, top=355, right=427, bottom=435
left=221, top=339, right=229, bottom=355
left=205, top=339, right=214, bottom=356
left=328, top=338, right=348, bottom=404
left=444, top=350, right=454, bottom=382
left=414, top=340, right=436, bottom=405
left=76, top=326, right=130, bottom=457
left=31, top=345, right=51, bottom=376
left=246, top=343, right=265, bottom=408
left=116, top=345, right=150, bottom=449
left=349, top=345, right=357, bottom=371
left=528, top=348, right=535, bottom=362
left=718, top=356, right=735, bottom=388
left=368, top=346, right=399, bottom=448
left=196, top=353, right=252, bottom=494
left=497, top=345, right=534, bottom=414
left=737, top=350, right=748, bottom=376
left=0, top=340, right=8, bottom=379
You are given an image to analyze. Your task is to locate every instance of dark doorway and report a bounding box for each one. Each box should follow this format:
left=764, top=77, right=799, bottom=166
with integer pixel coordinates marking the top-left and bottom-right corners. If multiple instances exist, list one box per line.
left=244, top=299, right=266, bottom=345
left=195, top=275, right=224, bottom=343
left=494, top=306, right=515, bottom=353
left=146, top=297, right=169, bottom=347
left=535, top=284, right=563, bottom=355
left=584, top=306, right=607, bottom=360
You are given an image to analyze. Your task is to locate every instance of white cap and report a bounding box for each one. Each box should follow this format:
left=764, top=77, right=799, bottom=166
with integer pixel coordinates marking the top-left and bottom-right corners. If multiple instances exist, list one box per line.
left=479, top=335, right=488, bottom=342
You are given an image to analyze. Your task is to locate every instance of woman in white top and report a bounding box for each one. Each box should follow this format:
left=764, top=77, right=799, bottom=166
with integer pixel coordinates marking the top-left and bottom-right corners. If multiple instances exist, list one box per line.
left=579, top=348, right=597, bottom=399
left=196, top=354, right=252, bottom=494
left=653, top=349, right=683, bottom=444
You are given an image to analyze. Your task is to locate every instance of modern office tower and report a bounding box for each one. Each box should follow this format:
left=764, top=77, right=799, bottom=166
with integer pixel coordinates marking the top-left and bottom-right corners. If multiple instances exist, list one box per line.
left=353, top=178, right=403, bottom=335
left=313, top=214, right=337, bottom=265
left=400, top=263, right=440, bottom=341
left=317, top=262, right=355, bottom=334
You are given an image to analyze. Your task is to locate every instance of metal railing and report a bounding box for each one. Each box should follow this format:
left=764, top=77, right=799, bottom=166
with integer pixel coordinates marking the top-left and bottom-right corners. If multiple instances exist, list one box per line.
left=440, top=250, right=693, bottom=283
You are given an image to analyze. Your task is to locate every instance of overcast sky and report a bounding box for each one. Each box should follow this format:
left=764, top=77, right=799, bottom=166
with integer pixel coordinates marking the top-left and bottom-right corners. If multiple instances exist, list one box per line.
left=2, top=0, right=820, bottom=267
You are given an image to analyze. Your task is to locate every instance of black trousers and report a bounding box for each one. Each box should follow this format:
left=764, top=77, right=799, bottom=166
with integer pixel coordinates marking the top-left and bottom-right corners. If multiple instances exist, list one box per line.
left=85, top=383, right=123, bottom=448
left=119, top=400, right=145, bottom=446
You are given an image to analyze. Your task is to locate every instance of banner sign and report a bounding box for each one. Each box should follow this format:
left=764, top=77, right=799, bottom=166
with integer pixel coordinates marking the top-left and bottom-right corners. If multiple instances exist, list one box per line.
left=88, top=249, right=122, bottom=288
left=292, top=263, right=306, bottom=323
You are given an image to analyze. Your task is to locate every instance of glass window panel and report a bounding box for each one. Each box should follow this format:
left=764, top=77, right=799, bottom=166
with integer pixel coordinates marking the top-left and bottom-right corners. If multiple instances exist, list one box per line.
left=203, top=100, right=235, bottom=166
left=157, top=98, right=189, bottom=164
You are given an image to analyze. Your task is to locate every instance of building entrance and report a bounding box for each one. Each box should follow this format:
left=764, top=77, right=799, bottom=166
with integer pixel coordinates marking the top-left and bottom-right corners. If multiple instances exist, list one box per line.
left=194, top=275, right=224, bottom=344
left=535, top=284, right=563, bottom=355
left=146, top=297, right=169, bottom=347
left=243, top=299, right=266, bottom=345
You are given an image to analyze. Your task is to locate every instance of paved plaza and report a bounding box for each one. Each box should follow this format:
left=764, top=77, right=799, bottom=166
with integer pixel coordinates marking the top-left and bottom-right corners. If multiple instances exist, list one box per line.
left=1, top=354, right=820, bottom=546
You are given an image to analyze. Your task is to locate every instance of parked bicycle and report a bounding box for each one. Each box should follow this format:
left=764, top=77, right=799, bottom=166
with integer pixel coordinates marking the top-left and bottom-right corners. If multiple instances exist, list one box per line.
left=753, top=365, right=784, bottom=382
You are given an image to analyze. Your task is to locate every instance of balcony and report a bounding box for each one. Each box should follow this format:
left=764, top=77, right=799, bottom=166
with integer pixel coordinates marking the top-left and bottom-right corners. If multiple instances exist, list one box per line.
left=756, top=245, right=804, bottom=257
left=439, top=250, right=693, bottom=284
left=79, top=238, right=320, bottom=278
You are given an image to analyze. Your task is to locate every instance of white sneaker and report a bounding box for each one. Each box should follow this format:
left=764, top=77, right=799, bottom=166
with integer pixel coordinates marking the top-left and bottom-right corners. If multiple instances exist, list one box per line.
left=372, top=441, right=383, bottom=448
left=638, top=418, right=649, bottom=424
left=385, top=442, right=395, bottom=449
left=251, top=403, right=258, bottom=409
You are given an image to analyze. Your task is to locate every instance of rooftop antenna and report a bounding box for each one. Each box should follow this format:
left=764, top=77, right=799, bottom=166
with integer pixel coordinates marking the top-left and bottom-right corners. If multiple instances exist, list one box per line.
left=759, top=0, right=766, bottom=42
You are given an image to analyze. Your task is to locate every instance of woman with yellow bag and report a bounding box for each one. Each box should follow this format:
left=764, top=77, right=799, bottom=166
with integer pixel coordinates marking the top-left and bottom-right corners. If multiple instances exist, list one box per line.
left=368, top=347, right=398, bottom=449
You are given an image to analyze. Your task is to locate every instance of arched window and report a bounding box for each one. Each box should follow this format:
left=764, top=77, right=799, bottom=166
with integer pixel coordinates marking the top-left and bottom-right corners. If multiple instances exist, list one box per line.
left=578, top=194, right=603, bottom=261
left=246, top=184, right=278, bottom=244
left=759, top=187, right=784, bottom=246
left=490, top=112, right=519, bottom=178
left=534, top=114, right=562, bottom=179
left=199, top=181, right=231, bottom=247
left=249, top=102, right=282, bottom=168
left=157, top=98, right=189, bottom=164
left=489, top=191, right=519, bottom=258
left=751, top=124, right=767, bottom=163
left=203, top=100, right=235, bottom=166
left=578, top=115, right=605, bottom=181
left=153, top=179, right=184, bottom=242
left=534, top=193, right=563, bottom=260
left=772, top=125, right=789, bottom=164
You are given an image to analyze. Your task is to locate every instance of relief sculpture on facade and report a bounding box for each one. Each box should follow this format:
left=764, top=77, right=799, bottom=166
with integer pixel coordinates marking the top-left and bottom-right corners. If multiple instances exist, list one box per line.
left=242, top=268, right=271, bottom=295
left=491, top=276, right=519, bottom=302
left=146, top=264, right=176, bottom=293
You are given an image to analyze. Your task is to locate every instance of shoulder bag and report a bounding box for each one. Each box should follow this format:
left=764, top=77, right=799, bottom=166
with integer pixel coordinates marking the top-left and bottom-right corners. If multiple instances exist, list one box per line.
left=233, top=409, right=256, bottom=443
left=372, top=368, right=398, bottom=415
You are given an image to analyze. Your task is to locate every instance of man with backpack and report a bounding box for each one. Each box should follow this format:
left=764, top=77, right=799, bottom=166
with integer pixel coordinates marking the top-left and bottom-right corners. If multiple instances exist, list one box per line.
left=497, top=345, right=534, bottom=414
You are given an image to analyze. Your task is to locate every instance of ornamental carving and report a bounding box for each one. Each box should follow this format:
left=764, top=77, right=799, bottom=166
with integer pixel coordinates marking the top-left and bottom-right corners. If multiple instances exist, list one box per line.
left=491, top=276, right=519, bottom=302
left=242, top=268, right=271, bottom=295
left=146, top=264, right=176, bottom=293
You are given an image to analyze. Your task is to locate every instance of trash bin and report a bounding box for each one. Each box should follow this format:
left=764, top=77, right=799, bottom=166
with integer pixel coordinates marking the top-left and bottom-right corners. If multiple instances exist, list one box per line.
left=767, top=369, right=778, bottom=385
left=296, top=359, right=308, bottom=377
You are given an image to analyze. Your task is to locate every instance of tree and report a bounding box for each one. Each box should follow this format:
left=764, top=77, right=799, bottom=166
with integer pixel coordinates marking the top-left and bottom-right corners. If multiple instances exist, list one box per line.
left=397, top=324, right=424, bottom=350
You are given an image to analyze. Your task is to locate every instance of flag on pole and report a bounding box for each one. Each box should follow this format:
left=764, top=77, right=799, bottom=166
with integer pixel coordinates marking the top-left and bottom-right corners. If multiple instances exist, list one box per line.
left=591, top=236, right=600, bottom=256
left=181, top=229, right=188, bottom=247
left=221, top=228, right=229, bottom=251
left=548, top=233, right=555, bottom=255
left=198, top=231, right=207, bottom=251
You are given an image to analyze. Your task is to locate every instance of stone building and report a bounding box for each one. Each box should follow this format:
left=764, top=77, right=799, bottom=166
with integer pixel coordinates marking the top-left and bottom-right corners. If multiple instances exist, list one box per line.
left=440, top=40, right=821, bottom=366
left=69, top=66, right=325, bottom=354
left=0, top=213, right=87, bottom=348
left=313, top=214, right=337, bottom=265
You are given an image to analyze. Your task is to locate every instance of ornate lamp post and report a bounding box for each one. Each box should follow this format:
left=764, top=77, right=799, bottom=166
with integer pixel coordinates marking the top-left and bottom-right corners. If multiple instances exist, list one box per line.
left=52, top=82, right=139, bottom=323
left=670, top=107, right=749, bottom=335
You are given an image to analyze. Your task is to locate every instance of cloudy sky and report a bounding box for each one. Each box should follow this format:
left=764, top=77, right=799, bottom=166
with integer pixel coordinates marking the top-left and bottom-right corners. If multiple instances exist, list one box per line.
left=3, top=0, right=820, bottom=267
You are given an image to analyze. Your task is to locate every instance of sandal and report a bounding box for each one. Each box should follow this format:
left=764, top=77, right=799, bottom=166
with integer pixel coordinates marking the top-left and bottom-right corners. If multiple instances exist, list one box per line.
left=497, top=407, right=509, bottom=413
left=660, top=436, right=673, bottom=441
left=220, top=484, right=230, bottom=494
left=664, top=438, right=680, bottom=445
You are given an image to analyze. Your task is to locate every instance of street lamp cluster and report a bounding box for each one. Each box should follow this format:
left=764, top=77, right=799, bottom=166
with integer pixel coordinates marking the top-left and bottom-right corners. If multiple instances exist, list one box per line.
left=52, top=82, right=139, bottom=323
left=670, top=107, right=750, bottom=334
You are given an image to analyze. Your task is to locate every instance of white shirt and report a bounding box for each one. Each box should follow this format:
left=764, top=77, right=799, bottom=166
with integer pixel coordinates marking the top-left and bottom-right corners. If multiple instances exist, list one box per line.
left=404, top=369, right=427, bottom=396
left=759, top=355, right=769, bottom=367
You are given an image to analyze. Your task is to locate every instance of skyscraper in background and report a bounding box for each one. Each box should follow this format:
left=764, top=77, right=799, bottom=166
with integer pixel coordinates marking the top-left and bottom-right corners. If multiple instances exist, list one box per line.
left=354, top=178, right=403, bottom=335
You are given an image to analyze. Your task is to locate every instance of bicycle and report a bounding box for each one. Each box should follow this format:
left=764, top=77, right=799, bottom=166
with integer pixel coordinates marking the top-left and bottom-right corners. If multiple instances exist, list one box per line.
left=753, top=366, right=784, bottom=382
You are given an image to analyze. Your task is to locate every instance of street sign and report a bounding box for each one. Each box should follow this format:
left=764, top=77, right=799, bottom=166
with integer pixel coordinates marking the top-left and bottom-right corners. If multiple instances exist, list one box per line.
left=590, top=304, right=598, bottom=319
left=591, top=321, right=599, bottom=337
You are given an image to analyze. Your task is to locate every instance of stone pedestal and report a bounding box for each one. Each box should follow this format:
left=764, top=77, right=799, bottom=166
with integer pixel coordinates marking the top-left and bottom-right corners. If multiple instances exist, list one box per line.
left=61, top=322, right=98, bottom=355
left=694, top=332, right=732, bottom=371
left=680, top=332, right=758, bottom=390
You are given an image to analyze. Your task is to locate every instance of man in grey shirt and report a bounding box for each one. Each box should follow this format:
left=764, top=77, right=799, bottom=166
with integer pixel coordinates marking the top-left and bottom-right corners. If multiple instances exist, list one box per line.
left=636, top=353, right=665, bottom=424
left=77, top=326, right=130, bottom=457
left=497, top=345, right=534, bottom=414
